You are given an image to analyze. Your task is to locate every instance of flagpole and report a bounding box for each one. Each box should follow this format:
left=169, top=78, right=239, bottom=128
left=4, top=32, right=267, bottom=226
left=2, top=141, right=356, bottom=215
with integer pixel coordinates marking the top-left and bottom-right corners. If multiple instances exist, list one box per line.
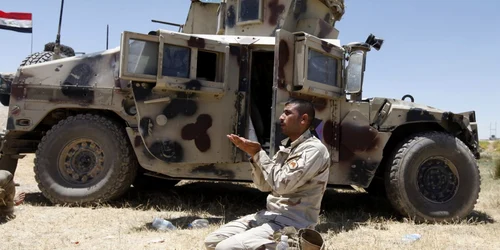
left=30, top=20, right=33, bottom=54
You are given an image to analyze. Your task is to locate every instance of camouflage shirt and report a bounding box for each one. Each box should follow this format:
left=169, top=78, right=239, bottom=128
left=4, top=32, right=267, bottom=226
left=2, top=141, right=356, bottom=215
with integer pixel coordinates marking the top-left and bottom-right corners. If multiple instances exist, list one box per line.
left=250, top=129, right=330, bottom=229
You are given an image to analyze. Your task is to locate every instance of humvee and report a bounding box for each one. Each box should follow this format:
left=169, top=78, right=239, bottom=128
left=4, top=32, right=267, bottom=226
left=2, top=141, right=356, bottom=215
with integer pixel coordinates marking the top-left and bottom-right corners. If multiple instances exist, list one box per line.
left=0, top=0, right=480, bottom=222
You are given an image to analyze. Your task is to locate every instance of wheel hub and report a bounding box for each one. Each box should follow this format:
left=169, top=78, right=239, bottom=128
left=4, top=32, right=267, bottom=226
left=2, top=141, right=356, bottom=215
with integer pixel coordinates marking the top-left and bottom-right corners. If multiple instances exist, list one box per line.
left=417, top=157, right=458, bottom=203
left=59, top=139, right=105, bottom=185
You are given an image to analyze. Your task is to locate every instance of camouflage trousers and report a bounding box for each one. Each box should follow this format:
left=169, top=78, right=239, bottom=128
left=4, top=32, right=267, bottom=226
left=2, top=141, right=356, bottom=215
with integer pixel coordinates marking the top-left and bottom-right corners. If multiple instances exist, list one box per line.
left=0, top=170, right=16, bottom=215
left=204, top=211, right=290, bottom=250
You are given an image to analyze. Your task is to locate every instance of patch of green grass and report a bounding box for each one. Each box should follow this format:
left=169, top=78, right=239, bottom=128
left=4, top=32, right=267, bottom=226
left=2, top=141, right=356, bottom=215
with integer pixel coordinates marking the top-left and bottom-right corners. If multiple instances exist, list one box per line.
left=479, top=141, right=490, bottom=151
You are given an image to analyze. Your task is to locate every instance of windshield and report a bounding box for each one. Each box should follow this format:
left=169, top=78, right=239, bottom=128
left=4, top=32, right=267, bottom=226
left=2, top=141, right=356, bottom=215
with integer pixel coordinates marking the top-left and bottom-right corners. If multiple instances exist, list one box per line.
left=127, top=39, right=159, bottom=75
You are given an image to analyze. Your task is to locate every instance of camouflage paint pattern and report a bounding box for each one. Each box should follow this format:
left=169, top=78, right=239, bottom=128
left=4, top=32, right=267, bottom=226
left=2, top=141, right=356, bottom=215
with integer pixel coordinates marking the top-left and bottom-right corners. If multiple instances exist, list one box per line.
left=120, top=30, right=275, bottom=179
left=7, top=48, right=137, bottom=132
left=186, top=0, right=343, bottom=39
left=1, top=0, right=479, bottom=189
left=183, top=1, right=220, bottom=35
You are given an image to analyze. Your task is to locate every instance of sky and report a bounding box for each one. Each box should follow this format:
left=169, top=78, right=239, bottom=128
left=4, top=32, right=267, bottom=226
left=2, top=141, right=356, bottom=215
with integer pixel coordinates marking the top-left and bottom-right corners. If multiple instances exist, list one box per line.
left=0, top=0, right=499, bottom=139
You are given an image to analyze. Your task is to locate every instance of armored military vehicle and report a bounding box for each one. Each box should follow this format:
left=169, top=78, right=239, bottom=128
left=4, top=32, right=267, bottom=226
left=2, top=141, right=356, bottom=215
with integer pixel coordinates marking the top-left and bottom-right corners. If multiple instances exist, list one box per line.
left=0, top=0, right=480, bottom=223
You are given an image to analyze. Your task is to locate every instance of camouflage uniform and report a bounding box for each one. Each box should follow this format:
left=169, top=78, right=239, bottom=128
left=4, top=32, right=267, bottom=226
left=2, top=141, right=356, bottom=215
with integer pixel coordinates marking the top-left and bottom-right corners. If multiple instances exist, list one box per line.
left=0, top=170, right=16, bottom=215
left=204, top=130, right=330, bottom=250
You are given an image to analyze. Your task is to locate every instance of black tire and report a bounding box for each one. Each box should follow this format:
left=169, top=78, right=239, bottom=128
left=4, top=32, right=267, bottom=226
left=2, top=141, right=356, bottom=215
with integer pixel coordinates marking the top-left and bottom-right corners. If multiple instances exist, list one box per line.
left=20, top=51, right=54, bottom=66
left=34, top=114, right=138, bottom=205
left=385, top=131, right=480, bottom=222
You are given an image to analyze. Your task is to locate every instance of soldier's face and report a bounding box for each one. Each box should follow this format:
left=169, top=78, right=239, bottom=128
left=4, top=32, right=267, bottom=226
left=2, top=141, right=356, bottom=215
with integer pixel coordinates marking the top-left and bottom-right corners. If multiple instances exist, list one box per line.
left=279, top=103, right=305, bottom=137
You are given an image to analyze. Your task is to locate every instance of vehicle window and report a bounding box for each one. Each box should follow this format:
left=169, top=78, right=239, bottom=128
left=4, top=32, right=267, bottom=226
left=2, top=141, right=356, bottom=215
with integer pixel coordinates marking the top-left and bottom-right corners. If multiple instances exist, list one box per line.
left=239, top=0, right=260, bottom=22
left=127, top=39, right=159, bottom=75
left=307, top=49, right=338, bottom=87
left=162, top=44, right=191, bottom=78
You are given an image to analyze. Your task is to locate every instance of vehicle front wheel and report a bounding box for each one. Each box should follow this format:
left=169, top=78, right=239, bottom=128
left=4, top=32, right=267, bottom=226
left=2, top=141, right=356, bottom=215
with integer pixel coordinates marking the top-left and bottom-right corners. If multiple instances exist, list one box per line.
left=34, top=114, right=138, bottom=205
left=385, top=131, right=480, bottom=222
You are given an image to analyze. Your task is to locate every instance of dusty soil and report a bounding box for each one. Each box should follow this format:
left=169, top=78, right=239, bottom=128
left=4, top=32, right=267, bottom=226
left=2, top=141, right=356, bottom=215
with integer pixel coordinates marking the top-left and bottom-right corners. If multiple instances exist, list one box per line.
left=1, top=106, right=500, bottom=250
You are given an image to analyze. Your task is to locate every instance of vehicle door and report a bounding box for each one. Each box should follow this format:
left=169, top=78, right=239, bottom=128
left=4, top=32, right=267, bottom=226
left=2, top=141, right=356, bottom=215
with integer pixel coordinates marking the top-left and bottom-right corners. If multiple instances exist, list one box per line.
left=271, top=29, right=344, bottom=164
left=119, top=30, right=242, bottom=164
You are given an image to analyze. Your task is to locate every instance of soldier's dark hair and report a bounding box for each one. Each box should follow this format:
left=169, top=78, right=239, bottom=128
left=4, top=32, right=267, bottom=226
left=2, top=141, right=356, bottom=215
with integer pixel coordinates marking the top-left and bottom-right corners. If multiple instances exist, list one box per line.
left=285, top=98, right=315, bottom=126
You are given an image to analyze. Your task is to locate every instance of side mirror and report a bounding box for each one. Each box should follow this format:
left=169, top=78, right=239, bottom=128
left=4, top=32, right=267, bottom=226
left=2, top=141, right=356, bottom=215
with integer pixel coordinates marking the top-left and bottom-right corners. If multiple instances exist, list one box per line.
left=365, top=34, right=384, bottom=51
left=344, top=34, right=384, bottom=95
left=344, top=43, right=370, bottom=94
left=345, top=50, right=364, bottom=94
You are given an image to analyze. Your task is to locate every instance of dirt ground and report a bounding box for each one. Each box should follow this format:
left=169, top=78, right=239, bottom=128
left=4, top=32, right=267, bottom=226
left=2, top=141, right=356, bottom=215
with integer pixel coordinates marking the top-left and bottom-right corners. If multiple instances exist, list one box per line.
left=1, top=106, right=500, bottom=250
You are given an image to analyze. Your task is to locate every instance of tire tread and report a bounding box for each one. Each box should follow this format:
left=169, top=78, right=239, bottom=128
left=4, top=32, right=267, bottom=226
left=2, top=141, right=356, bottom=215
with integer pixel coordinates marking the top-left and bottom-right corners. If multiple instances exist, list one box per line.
left=385, top=131, right=481, bottom=222
left=34, top=114, right=138, bottom=204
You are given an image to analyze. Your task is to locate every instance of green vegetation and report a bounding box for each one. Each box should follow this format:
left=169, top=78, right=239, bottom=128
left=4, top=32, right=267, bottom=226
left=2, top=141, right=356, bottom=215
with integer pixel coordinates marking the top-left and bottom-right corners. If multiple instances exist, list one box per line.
left=479, top=141, right=490, bottom=151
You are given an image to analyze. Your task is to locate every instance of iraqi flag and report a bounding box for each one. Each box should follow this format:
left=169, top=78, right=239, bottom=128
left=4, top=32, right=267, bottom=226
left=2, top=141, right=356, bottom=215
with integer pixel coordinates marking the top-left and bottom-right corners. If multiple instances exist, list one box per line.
left=0, top=10, right=32, bottom=33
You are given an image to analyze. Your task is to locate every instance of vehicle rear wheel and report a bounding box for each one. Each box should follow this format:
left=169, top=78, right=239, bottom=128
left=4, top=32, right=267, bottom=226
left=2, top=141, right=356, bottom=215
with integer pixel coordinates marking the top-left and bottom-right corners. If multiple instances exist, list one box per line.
left=34, top=114, right=138, bottom=205
left=385, top=131, right=480, bottom=222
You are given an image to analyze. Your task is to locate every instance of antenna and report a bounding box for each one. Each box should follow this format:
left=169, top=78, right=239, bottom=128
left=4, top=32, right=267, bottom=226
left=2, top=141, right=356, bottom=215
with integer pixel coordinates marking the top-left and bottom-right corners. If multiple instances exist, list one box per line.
left=53, top=0, right=65, bottom=59
left=151, top=19, right=184, bottom=32
left=106, top=24, right=109, bottom=49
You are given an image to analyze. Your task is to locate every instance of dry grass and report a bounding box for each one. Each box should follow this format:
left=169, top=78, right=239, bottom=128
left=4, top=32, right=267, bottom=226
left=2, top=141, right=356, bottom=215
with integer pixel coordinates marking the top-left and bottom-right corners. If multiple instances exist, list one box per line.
left=0, top=152, right=499, bottom=250
left=482, top=140, right=500, bottom=179
left=1, top=109, right=500, bottom=249
left=494, top=158, right=500, bottom=180
left=494, top=140, right=500, bottom=152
